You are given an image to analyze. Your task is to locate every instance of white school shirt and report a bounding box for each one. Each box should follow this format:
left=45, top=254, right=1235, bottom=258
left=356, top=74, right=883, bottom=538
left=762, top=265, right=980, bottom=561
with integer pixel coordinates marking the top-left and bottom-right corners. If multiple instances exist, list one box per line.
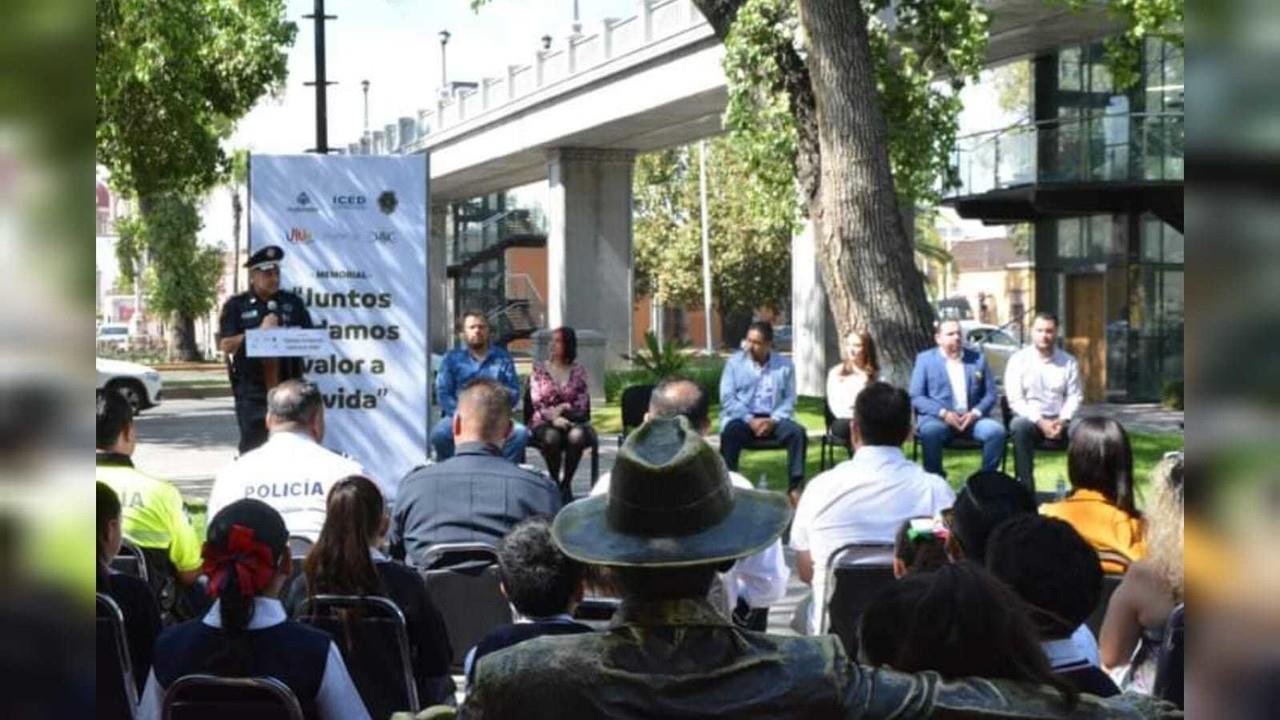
left=790, top=445, right=956, bottom=635
left=207, top=431, right=364, bottom=541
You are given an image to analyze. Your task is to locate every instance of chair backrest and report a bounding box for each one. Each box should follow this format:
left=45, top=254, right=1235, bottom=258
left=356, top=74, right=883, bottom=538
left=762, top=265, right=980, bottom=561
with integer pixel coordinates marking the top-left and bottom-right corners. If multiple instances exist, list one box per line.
left=821, top=543, right=896, bottom=655
left=418, top=543, right=513, bottom=672
left=619, top=384, right=655, bottom=437
left=1086, top=570, right=1127, bottom=636
left=111, top=539, right=149, bottom=582
left=521, top=381, right=535, bottom=427
left=1153, top=603, right=1184, bottom=709
left=999, top=394, right=1013, bottom=431
left=823, top=401, right=836, bottom=432
left=287, top=535, right=315, bottom=558
left=97, top=593, right=139, bottom=720
left=297, top=594, right=420, bottom=718
left=161, top=675, right=304, bottom=720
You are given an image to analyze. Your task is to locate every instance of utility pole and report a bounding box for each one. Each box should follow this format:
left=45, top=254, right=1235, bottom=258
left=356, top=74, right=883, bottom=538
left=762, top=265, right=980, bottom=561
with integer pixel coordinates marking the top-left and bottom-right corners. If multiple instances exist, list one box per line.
left=699, top=140, right=714, bottom=354
left=361, top=79, right=370, bottom=133
left=439, top=30, right=451, bottom=95
left=571, top=0, right=582, bottom=34
left=304, top=0, right=337, bottom=153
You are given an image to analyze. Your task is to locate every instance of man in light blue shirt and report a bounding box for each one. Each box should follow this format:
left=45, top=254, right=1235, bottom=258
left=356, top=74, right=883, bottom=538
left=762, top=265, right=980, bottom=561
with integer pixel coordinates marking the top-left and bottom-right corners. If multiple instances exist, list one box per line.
left=432, top=310, right=528, bottom=462
left=719, top=320, right=807, bottom=503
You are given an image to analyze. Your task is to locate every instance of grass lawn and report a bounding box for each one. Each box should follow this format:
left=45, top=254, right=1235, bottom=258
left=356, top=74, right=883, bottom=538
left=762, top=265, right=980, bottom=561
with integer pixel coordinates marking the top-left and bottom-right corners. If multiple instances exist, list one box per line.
left=594, top=395, right=1184, bottom=501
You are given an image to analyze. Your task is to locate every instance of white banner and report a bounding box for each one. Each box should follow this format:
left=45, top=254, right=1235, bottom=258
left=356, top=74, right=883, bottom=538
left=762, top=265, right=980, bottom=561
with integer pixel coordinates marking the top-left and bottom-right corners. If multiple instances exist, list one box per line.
left=249, top=154, right=430, bottom=499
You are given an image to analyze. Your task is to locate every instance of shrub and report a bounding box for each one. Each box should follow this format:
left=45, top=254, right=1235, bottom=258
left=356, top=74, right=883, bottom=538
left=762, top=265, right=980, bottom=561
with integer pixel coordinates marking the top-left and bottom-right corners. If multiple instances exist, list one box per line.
left=1161, top=379, right=1183, bottom=410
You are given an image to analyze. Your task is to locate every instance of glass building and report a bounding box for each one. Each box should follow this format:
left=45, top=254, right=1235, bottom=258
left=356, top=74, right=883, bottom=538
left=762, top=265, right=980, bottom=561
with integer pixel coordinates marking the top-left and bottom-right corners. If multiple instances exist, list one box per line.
left=947, top=37, right=1183, bottom=402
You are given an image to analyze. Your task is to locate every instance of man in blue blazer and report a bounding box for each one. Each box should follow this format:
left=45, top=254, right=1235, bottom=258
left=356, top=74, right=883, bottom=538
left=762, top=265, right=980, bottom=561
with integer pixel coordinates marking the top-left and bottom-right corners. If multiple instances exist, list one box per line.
left=909, top=319, right=1007, bottom=477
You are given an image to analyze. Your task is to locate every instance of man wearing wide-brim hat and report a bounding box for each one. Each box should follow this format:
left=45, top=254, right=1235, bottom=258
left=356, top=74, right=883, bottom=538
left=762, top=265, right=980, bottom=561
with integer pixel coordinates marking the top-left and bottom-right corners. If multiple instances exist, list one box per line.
left=460, top=416, right=1177, bottom=719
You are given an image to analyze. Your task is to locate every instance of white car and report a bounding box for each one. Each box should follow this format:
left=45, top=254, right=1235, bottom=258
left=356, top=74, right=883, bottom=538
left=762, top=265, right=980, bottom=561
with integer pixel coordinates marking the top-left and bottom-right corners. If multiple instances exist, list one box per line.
left=96, top=357, right=163, bottom=413
left=958, top=321, right=1023, bottom=386
left=96, top=322, right=131, bottom=347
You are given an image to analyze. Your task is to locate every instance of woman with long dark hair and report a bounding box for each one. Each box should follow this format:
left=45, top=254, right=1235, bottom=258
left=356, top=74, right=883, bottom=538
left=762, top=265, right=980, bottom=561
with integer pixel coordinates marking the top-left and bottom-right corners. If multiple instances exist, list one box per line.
left=1041, top=417, right=1147, bottom=572
left=138, top=499, right=369, bottom=720
left=825, top=330, right=878, bottom=452
left=97, top=481, right=161, bottom=695
left=287, top=475, right=454, bottom=707
left=528, top=326, right=594, bottom=500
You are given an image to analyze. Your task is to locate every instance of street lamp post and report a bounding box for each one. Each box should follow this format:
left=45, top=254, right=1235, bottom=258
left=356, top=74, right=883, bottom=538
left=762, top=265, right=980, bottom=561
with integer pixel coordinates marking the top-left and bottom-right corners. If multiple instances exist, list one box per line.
left=361, top=79, right=370, bottom=134
left=439, top=30, right=451, bottom=95
left=698, top=140, right=714, bottom=354
left=572, top=0, right=582, bottom=34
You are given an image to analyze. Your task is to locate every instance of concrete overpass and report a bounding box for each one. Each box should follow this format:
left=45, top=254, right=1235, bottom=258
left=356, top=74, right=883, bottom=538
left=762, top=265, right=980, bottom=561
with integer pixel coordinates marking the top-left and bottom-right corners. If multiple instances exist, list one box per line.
left=353, top=0, right=1117, bottom=385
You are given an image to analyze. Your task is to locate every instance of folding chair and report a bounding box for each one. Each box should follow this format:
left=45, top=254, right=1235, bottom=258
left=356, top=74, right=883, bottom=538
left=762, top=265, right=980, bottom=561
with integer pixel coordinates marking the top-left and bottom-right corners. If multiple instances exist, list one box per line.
left=1086, top=551, right=1131, bottom=636
left=111, top=539, right=149, bottom=582
left=297, top=595, right=420, bottom=719
left=617, top=384, right=654, bottom=447
left=820, top=543, right=896, bottom=656
left=161, top=675, right=303, bottom=720
left=522, top=381, right=600, bottom=495
left=287, top=535, right=315, bottom=558
left=819, top=404, right=852, bottom=471
left=910, top=428, right=1004, bottom=470
left=1153, top=603, right=1184, bottom=710
left=419, top=543, right=513, bottom=673
left=97, top=593, right=139, bottom=720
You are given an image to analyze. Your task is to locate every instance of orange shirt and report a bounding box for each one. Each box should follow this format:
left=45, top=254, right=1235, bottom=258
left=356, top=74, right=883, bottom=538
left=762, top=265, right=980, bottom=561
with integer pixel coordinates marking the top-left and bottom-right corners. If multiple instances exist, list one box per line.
left=1040, top=489, right=1147, bottom=573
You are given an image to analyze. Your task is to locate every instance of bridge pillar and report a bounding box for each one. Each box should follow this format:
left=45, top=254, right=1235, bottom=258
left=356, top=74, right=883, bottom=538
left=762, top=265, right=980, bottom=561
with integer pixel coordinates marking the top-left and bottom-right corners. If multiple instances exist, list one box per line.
left=791, top=219, right=841, bottom=396
left=546, top=147, right=636, bottom=370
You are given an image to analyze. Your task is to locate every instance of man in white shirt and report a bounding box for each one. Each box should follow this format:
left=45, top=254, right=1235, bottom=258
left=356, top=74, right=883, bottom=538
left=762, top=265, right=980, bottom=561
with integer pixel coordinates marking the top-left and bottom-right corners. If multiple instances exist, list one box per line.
left=791, top=382, right=955, bottom=635
left=1003, top=312, right=1084, bottom=493
left=207, top=380, right=363, bottom=541
left=592, top=378, right=789, bottom=624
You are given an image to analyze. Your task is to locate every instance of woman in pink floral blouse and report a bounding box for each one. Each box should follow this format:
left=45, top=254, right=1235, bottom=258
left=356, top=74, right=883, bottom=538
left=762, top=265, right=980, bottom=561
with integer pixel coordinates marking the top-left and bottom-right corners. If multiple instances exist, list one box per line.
left=529, top=327, right=594, bottom=499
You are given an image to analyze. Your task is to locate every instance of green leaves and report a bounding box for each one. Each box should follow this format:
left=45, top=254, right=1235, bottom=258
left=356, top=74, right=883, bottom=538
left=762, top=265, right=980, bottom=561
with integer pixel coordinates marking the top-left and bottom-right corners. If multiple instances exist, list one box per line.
left=116, top=193, right=225, bottom=322
left=622, top=332, right=692, bottom=382
left=1053, top=0, right=1183, bottom=90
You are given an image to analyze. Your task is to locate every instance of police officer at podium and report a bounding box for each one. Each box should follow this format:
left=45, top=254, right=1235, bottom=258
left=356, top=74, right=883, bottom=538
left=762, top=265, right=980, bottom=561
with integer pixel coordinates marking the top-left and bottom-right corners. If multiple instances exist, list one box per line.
left=218, top=245, right=314, bottom=454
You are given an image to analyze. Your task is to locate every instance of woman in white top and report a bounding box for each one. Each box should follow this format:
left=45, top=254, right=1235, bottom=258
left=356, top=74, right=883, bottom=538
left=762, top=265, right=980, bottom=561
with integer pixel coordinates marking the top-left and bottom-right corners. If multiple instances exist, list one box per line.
left=825, top=329, right=878, bottom=454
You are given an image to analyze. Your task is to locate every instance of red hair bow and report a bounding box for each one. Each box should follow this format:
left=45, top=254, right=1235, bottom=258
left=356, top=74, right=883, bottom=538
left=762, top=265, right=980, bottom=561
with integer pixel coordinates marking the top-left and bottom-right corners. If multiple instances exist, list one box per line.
left=201, top=524, right=276, bottom=599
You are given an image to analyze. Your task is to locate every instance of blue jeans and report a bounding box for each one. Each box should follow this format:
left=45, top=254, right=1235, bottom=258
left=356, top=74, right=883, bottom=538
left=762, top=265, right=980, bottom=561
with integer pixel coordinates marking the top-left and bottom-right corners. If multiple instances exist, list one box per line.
left=430, top=416, right=529, bottom=463
left=916, top=415, right=1006, bottom=478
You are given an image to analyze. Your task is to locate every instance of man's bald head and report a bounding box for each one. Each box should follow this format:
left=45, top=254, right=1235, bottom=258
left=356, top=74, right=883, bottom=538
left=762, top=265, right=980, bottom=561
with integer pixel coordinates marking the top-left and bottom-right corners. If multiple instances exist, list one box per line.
left=647, top=377, right=711, bottom=434
left=454, top=377, right=513, bottom=445
left=266, top=380, right=324, bottom=441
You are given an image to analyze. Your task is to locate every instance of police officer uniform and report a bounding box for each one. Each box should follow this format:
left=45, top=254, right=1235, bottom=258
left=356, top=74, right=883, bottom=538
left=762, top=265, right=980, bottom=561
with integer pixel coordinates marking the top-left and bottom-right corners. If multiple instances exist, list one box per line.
left=218, top=245, right=313, bottom=454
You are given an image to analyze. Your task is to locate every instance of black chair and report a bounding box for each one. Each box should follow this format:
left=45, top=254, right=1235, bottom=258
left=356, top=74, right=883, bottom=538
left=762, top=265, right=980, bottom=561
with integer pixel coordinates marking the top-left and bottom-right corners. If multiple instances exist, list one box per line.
left=97, top=593, right=139, bottom=720
left=1086, top=552, right=1130, bottom=636
left=572, top=594, right=621, bottom=630
left=999, top=395, right=1068, bottom=491
left=297, top=595, right=419, bottom=719
left=820, top=543, right=896, bottom=656
left=910, top=422, right=1008, bottom=472
left=617, top=384, right=655, bottom=447
left=161, top=675, right=304, bottom=720
left=111, top=539, right=149, bottom=582
left=287, top=535, right=315, bottom=558
left=1153, top=603, right=1184, bottom=710
left=819, top=403, right=852, bottom=472
left=419, top=543, right=513, bottom=673
left=522, top=381, right=600, bottom=494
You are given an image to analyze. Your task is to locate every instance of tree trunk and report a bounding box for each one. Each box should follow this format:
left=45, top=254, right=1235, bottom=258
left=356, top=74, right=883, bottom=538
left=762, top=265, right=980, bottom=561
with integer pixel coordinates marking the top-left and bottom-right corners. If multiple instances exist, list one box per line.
left=694, top=0, right=935, bottom=386
left=171, top=313, right=200, bottom=361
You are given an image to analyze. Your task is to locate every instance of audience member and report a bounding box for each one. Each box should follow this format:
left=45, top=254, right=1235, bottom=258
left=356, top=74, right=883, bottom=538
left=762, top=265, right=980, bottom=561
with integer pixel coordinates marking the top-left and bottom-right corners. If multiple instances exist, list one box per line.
left=591, top=377, right=789, bottom=626
left=986, top=515, right=1121, bottom=697
left=208, top=380, right=363, bottom=542
left=791, top=382, right=955, bottom=635
left=909, top=319, right=1007, bottom=477
left=1040, top=417, right=1147, bottom=572
left=859, top=562, right=1078, bottom=708
left=529, top=326, right=594, bottom=502
left=892, top=517, right=950, bottom=578
left=286, top=476, right=455, bottom=706
left=464, top=516, right=593, bottom=687
left=97, top=481, right=162, bottom=693
left=1100, top=452, right=1184, bottom=693
left=97, top=390, right=203, bottom=620
left=138, top=499, right=370, bottom=720
left=718, top=320, right=807, bottom=503
left=391, top=378, right=560, bottom=565
left=825, top=329, right=878, bottom=453
left=462, top=417, right=1172, bottom=719
left=432, top=310, right=528, bottom=462
left=1004, top=312, right=1084, bottom=492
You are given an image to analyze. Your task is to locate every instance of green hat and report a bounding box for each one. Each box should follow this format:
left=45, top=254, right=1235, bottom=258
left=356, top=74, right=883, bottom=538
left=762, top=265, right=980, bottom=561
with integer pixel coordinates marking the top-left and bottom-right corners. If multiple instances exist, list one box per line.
left=552, top=416, right=791, bottom=567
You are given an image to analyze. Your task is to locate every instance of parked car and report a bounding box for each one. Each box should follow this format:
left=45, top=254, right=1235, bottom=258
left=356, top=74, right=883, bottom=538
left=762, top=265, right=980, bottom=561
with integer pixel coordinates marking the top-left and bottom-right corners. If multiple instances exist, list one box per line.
left=96, top=357, right=163, bottom=414
left=96, top=322, right=131, bottom=348
left=958, top=321, right=1023, bottom=386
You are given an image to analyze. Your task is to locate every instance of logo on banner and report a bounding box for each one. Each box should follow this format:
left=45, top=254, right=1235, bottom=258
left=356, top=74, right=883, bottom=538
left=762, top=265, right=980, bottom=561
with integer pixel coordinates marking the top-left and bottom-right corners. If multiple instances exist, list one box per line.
left=285, top=227, right=314, bottom=244
left=333, top=194, right=368, bottom=209
left=377, top=190, right=398, bottom=215
left=288, top=192, right=319, bottom=213
left=370, top=230, right=396, bottom=244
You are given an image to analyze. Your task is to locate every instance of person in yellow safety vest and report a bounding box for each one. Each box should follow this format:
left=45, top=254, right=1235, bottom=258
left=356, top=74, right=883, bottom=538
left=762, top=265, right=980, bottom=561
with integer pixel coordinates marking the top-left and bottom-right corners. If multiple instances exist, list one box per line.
left=96, top=390, right=203, bottom=619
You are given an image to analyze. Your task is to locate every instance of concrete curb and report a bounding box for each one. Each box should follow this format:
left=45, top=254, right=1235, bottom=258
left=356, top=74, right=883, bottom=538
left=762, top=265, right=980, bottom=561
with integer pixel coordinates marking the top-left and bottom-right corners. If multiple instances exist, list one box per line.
left=165, top=386, right=233, bottom=400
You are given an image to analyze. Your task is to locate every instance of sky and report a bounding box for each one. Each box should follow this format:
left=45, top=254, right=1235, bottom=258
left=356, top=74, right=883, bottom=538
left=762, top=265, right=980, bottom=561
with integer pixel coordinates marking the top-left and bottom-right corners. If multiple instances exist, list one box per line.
left=231, top=0, right=639, bottom=154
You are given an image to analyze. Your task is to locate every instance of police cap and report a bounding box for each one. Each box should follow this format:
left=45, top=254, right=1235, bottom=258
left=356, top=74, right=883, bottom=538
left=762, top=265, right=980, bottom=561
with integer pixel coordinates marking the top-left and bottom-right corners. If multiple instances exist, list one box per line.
left=245, top=245, right=284, bottom=271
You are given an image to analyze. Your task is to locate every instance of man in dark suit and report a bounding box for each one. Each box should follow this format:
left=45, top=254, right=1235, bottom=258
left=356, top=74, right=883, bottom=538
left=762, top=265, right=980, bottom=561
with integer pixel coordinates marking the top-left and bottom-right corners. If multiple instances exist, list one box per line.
left=909, top=319, right=1007, bottom=477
